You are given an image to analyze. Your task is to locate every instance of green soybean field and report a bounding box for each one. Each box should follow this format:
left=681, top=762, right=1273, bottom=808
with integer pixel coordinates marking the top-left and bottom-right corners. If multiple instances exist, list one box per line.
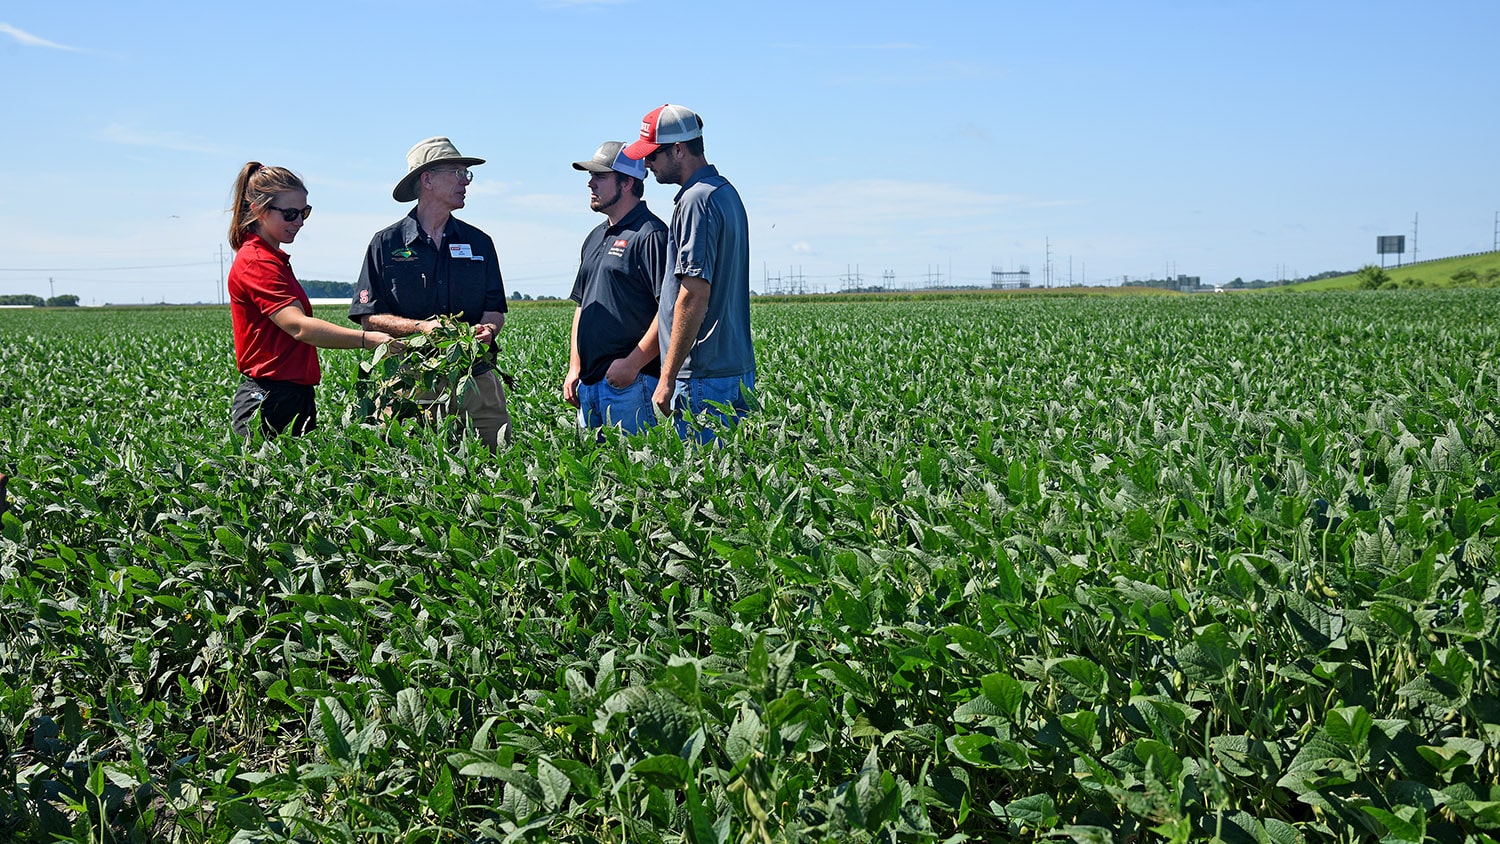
left=2, top=291, right=1498, bottom=843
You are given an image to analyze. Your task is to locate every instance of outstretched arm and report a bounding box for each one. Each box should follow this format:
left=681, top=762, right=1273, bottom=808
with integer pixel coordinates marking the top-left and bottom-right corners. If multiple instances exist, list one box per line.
left=272, top=303, right=394, bottom=349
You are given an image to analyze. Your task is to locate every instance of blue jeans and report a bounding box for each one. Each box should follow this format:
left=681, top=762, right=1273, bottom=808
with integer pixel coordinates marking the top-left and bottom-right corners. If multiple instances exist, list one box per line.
left=577, top=373, right=659, bottom=435
left=671, top=371, right=756, bottom=444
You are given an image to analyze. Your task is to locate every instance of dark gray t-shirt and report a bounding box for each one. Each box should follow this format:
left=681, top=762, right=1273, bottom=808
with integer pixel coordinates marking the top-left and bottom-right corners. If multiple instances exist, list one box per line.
left=659, top=165, right=755, bottom=380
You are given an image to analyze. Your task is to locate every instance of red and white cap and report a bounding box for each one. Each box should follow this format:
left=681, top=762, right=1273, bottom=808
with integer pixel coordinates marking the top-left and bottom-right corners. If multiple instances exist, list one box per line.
left=622, top=104, right=703, bottom=160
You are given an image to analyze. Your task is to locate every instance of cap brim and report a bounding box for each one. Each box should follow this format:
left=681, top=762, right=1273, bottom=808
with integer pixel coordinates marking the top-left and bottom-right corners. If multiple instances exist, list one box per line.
left=620, top=139, right=659, bottom=160
left=572, top=160, right=613, bottom=173
left=392, top=156, right=487, bottom=202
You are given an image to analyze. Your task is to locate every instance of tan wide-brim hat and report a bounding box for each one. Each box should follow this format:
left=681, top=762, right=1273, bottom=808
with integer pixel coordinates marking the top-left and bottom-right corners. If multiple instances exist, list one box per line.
left=393, top=137, right=485, bottom=202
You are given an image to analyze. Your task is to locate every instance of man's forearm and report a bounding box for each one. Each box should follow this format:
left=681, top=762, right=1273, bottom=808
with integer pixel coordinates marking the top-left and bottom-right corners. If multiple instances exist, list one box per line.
left=568, top=307, right=583, bottom=373
left=363, top=313, right=431, bottom=337
left=661, top=280, right=709, bottom=380
left=622, top=315, right=662, bottom=371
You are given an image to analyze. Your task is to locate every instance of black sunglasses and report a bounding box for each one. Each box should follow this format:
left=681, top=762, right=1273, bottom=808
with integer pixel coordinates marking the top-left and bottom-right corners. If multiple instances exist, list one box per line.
left=645, top=144, right=676, bottom=163
left=267, top=204, right=313, bottom=222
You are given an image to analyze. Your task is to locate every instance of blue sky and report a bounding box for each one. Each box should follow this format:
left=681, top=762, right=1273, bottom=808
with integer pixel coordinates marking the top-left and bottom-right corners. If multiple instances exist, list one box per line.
left=2, top=1, right=1497, bottom=304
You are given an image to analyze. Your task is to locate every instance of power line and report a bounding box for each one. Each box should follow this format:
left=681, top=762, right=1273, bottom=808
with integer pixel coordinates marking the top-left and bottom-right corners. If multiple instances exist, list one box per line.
left=0, top=261, right=217, bottom=272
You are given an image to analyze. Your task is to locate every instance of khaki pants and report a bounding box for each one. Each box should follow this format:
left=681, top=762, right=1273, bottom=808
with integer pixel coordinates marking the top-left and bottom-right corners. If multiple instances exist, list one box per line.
left=415, top=369, right=511, bottom=449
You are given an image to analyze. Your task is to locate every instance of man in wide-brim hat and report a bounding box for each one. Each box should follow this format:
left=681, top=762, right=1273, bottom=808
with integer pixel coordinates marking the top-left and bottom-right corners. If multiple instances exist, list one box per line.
left=349, top=136, right=512, bottom=449
left=391, top=137, right=487, bottom=203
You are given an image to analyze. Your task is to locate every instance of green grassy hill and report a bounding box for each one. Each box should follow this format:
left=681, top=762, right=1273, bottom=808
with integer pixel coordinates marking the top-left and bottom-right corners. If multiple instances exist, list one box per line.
left=1286, top=250, right=1500, bottom=291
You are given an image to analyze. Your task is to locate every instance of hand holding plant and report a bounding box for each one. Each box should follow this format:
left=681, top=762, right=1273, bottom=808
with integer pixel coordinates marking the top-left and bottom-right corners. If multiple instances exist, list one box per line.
left=357, top=314, right=492, bottom=425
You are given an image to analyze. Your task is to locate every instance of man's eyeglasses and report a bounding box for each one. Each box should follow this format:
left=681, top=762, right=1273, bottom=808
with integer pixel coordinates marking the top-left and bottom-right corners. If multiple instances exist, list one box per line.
left=267, top=204, right=312, bottom=222
left=433, top=168, right=474, bottom=182
left=645, top=144, right=676, bottom=163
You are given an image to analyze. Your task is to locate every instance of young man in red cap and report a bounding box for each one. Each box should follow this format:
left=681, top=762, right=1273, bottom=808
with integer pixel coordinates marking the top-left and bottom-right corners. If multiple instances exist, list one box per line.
left=622, top=105, right=756, bottom=443
left=563, top=140, right=668, bottom=435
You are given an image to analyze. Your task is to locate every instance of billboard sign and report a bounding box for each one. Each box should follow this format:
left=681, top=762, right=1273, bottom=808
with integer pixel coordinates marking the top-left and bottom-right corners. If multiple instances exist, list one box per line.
left=1377, top=235, right=1406, bottom=255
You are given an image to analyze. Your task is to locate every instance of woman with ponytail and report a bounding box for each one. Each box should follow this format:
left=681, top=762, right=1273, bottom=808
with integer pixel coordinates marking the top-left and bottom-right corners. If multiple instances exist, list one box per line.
left=228, top=162, right=396, bottom=438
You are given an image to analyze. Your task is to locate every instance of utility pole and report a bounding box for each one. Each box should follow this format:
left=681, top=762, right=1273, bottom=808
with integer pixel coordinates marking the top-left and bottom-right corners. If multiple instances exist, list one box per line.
left=218, top=243, right=227, bottom=305
left=1412, top=212, right=1419, bottom=264
left=49, top=277, right=54, bottom=301
left=840, top=264, right=863, bottom=292
left=1493, top=211, right=1497, bottom=251
left=1044, top=238, right=1052, bottom=288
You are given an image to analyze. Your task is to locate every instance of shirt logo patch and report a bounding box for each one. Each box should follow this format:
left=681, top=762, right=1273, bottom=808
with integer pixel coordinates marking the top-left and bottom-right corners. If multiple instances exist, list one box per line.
left=613, top=239, right=629, bottom=248
left=391, top=248, right=417, bottom=261
left=360, top=290, right=370, bottom=303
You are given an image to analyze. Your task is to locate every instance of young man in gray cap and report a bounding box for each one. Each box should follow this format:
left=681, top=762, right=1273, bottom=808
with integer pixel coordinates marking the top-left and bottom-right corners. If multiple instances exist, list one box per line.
left=350, top=136, right=511, bottom=448
left=562, top=141, right=668, bottom=435
left=622, top=105, right=755, bottom=443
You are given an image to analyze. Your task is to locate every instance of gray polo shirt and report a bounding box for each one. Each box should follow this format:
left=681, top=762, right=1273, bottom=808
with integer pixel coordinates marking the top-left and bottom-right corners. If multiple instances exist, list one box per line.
left=659, top=164, right=755, bottom=380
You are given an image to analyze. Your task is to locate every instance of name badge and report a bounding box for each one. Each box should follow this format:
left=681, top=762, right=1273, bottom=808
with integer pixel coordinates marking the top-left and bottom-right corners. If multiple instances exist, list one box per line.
left=449, top=243, right=474, bottom=259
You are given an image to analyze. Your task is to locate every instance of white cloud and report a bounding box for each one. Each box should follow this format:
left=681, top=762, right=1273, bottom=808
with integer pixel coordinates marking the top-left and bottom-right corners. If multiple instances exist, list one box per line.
left=98, top=124, right=222, bottom=155
left=468, top=182, right=580, bottom=217
left=0, top=22, right=83, bottom=51
left=759, top=179, right=1031, bottom=234
left=744, top=179, right=1089, bottom=282
left=957, top=123, right=992, bottom=143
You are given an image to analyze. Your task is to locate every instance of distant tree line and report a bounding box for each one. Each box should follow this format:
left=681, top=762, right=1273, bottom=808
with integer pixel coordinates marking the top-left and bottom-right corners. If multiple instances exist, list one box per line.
left=1223, top=270, right=1347, bottom=289
left=0, top=294, right=80, bottom=307
left=300, top=279, right=355, bottom=299
left=299, top=280, right=566, bottom=301
left=298, top=281, right=562, bottom=301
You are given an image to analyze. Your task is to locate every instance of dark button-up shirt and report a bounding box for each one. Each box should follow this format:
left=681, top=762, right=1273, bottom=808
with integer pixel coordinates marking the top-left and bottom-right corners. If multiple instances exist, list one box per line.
left=350, top=209, right=507, bottom=326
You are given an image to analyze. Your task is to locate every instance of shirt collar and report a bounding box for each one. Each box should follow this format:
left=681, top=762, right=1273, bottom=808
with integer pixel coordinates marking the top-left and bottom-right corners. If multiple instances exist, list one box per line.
left=674, top=164, right=720, bottom=203
left=607, top=201, right=653, bottom=233
left=243, top=232, right=291, bottom=263
left=399, top=207, right=457, bottom=247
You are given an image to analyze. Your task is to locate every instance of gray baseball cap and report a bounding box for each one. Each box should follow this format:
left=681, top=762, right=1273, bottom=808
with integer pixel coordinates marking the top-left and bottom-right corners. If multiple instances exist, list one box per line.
left=572, top=141, right=647, bottom=181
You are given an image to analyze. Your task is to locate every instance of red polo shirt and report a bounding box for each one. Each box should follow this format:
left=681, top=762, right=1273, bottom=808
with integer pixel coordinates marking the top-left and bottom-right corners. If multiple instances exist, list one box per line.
left=228, top=234, right=320, bottom=385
